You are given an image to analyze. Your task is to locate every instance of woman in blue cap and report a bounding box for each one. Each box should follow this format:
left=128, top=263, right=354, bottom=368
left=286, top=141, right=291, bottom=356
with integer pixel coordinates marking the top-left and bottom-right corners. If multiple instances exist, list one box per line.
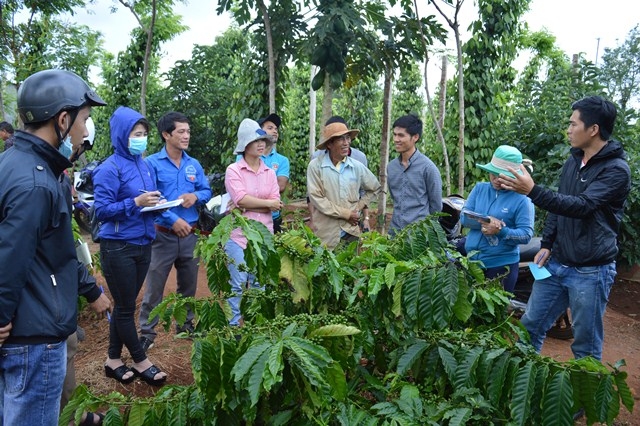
left=460, top=145, right=535, bottom=291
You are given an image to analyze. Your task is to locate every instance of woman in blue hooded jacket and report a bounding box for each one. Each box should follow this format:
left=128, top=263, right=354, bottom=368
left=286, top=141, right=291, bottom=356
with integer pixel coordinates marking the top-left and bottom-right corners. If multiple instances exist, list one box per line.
left=93, top=106, right=167, bottom=386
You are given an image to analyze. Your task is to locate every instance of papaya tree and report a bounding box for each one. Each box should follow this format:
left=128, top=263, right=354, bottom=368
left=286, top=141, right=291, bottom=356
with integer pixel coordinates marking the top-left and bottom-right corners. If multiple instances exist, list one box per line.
left=308, top=0, right=365, bottom=125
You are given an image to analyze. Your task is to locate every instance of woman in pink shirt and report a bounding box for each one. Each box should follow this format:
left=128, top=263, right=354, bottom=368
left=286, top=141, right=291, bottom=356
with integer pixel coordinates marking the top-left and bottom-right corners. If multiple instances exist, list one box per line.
left=225, top=118, right=282, bottom=326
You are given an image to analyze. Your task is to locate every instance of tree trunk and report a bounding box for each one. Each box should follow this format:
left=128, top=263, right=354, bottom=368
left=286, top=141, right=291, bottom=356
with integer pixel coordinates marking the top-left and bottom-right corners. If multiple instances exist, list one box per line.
left=426, top=0, right=466, bottom=195
left=438, top=56, right=447, bottom=129
left=257, top=0, right=276, bottom=113
left=422, top=54, right=451, bottom=195
left=309, top=65, right=317, bottom=156
left=321, top=73, right=333, bottom=130
left=0, top=79, right=5, bottom=121
left=377, top=68, right=393, bottom=234
left=140, top=0, right=157, bottom=116
left=454, top=27, right=465, bottom=195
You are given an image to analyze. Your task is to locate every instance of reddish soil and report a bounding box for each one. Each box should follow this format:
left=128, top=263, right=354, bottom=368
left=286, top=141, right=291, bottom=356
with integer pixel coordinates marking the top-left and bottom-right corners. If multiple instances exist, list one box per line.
left=74, top=226, right=640, bottom=424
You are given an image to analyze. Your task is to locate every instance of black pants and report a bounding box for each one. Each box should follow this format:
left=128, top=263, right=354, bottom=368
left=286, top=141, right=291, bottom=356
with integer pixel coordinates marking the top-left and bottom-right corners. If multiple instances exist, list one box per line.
left=273, top=215, right=283, bottom=233
left=100, top=239, right=151, bottom=363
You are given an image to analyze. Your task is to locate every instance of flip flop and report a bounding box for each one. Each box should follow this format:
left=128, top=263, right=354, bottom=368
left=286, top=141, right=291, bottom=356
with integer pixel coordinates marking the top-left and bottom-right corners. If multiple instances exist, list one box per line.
left=132, top=364, right=167, bottom=386
left=79, top=411, right=104, bottom=426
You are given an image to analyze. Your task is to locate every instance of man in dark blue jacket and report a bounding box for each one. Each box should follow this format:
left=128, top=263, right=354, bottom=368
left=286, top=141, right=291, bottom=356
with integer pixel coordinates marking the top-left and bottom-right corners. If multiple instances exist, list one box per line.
left=0, top=69, right=106, bottom=425
left=498, top=96, right=631, bottom=361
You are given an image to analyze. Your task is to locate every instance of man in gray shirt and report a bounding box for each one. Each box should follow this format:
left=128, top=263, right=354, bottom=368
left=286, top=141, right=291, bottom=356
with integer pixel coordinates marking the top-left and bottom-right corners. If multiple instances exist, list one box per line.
left=387, top=114, right=442, bottom=236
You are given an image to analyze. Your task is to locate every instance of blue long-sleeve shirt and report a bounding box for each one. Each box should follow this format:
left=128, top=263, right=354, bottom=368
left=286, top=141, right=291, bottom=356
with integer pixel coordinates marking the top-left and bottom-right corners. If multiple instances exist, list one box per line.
left=461, top=182, right=534, bottom=269
left=93, top=106, right=157, bottom=245
left=146, top=147, right=211, bottom=228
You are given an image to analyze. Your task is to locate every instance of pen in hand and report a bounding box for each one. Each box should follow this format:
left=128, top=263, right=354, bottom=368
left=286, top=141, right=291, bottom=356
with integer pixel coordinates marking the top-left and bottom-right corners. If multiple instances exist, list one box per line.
left=139, top=189, right=165, bottom=200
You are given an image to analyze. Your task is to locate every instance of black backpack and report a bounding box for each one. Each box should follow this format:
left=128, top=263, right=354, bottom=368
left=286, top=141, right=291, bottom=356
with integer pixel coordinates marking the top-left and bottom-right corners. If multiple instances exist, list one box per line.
left=86, top=159, right=120, bottom=243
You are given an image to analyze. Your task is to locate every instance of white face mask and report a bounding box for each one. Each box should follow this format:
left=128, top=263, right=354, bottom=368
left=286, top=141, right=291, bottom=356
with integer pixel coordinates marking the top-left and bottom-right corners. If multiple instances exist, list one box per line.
left=59, top=135, right=73, bottom=159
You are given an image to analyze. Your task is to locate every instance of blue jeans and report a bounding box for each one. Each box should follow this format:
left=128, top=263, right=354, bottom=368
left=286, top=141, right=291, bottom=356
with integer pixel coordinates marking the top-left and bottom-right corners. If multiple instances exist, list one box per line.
left=101, top=239, right=152, bottom=363
left=0, top=341, right=67, bottom=425
left=225, top=240, right=263, bottom=326
left=521, top=257, right=616, bottom=360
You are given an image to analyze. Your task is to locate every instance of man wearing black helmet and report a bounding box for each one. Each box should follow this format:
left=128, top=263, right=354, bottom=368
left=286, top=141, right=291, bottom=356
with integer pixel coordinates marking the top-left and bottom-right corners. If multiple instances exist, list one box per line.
left=0, top=69, right=106, bottom=425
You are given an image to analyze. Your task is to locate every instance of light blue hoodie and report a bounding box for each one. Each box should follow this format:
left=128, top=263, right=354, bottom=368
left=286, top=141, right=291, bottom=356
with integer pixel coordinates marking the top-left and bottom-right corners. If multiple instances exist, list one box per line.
left=461, top=182, right=534, bottom=269
left=93, top=106, right=157, bottom=244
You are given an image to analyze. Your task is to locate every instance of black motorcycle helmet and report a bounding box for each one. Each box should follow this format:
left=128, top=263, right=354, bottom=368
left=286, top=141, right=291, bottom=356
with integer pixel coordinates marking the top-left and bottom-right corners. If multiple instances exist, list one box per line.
left=17, top=69, right=106, bottom=144
left=18, top=69, right=106, bottom=125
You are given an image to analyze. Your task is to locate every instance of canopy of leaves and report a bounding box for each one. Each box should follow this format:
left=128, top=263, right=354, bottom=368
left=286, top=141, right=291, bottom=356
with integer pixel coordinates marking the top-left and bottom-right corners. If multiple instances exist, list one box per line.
left=0, top=0, right=102, bottom=83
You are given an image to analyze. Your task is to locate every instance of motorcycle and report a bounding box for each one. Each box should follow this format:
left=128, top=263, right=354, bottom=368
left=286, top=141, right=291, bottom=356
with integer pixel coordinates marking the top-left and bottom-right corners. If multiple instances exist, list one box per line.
left=440, top=195, right=573, bottom=340
left=71, top=121, right=98, bottom=234
left=73, top=161, right=99, bottom=233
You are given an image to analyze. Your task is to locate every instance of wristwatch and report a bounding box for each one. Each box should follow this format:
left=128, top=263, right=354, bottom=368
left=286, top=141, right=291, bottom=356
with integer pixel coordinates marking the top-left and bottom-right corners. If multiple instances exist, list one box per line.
left=364, top=216, right=370, bottom=220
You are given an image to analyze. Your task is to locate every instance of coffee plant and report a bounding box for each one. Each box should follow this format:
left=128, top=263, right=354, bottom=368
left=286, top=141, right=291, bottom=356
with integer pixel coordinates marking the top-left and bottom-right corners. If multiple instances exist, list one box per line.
left=62, top=211, right=634, bottom=425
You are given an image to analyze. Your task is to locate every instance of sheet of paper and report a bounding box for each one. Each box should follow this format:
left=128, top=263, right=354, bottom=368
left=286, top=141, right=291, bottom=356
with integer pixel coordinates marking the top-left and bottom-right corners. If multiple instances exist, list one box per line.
left=220, top=193, right=231, bottom=213
left=528, top=262, right=552, bottom=280
left=141, top=198, right=183, bottom=212
left=206, top=194, right=222, bottom=211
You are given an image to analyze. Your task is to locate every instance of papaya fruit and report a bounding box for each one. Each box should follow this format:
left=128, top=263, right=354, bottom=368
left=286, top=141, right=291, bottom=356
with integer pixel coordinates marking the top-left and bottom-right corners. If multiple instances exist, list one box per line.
left=330, top=72, right=342, bottom=89
left=311, top=68, right=326, bottom=91
left=311, top=46, right=328, bottom=67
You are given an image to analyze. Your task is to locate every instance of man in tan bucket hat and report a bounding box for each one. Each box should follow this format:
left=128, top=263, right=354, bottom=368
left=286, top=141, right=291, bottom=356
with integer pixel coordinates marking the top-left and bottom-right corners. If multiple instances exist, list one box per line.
left=307, top=120, right=381, bottom=249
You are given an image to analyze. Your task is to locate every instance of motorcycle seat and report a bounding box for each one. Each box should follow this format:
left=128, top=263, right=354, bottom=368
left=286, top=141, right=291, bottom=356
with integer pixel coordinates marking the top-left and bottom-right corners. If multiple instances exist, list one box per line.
left=519, top=237, right=541, bottom=262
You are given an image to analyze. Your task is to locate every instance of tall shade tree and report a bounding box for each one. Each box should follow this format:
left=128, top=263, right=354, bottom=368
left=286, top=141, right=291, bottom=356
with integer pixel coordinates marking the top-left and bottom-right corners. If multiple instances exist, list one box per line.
left=114, top=0, right=187, bottom=115
left=0, top=0, right=100, bottom=118
left=599, top=25, right=640, bottom=119
left=442, top=0, right=529, bottom=193
left=346, top=1, right=445, bottom=232
left=217, top=0, right=308, bottom=114
left=422, top=0, right=464, bottom=195
left=308, top=0, right=365, bottom=125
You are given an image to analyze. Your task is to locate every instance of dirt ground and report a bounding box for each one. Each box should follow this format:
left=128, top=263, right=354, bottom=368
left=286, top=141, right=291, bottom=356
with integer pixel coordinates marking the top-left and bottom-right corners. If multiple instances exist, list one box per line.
left=75, top=231, right=640, bottom=424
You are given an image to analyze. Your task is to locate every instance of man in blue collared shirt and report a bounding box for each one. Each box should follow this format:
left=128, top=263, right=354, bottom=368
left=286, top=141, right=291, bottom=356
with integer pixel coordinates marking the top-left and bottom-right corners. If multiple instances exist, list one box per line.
left=138, top=112, right=211, bottom=351
left=237, top=113, right=290, bottom=232
left=387, top=114, right=442, bottom=236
